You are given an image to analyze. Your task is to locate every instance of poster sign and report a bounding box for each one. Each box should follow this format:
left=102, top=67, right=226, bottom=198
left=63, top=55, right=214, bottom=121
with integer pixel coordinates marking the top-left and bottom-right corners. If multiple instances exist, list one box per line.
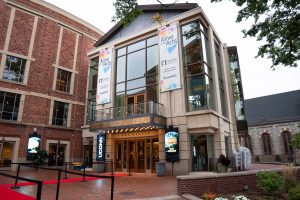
left=96, top=132, right=106, bottom=161
left=159, top=24, right=181, bottom=92
left=165, top=126, right=180, bottom=162
left=27, top=134, right=41, bottom=160
left=96, top=48, right=112, bottom=104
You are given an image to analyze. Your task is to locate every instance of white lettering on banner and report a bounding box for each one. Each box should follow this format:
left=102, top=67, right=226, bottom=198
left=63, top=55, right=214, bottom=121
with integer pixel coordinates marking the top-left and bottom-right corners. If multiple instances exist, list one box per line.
left=96, top=48, right=112, bottom=104
left=159, top=24, right=181, bottom=92
left=98, top=137, right=103, bottom=158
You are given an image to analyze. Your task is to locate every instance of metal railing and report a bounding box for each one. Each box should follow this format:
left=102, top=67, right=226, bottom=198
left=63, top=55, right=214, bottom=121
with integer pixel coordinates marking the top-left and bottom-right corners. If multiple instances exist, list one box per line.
left=92, top=101, right=165, bottom=122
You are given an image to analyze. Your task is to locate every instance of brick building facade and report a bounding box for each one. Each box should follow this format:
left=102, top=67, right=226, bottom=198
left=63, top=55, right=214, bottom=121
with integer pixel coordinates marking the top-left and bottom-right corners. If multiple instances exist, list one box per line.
left=0, top=0, right=102, bottom=170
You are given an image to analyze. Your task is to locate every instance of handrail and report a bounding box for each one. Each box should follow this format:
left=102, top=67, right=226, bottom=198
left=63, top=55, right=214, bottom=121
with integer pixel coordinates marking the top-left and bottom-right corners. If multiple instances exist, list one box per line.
left=92, top=101, right=165, bottom=122
left=0, top=171, right=43, bottom=200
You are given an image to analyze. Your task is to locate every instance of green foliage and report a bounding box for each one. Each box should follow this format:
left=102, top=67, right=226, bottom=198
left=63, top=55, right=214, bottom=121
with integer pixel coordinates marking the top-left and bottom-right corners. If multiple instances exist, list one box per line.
left=275, top=154, right=282, bottom=162
left=256, top=172, right=284, bottom=195
left=218, top=154, right=231, bottom=167
left=291, top=131, right=300, bottom=151
left=111, top=0, right=142, bottom=26
left=255, top=155, right=260, bottom=162
left=212, top=0, right=300, bottom=68
left=35, top=147, right=48, bottom=167
left=288, top=185, right=300, bottom=200
left=282, top=164, right=297, bottom=192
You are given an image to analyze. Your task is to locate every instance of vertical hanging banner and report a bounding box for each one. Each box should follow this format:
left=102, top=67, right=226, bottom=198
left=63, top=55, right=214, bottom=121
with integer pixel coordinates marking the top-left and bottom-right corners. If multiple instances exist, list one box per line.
left=159, top=24, right=181, bottom=92
left=96, top=132, right=106, bottom=161
left=96, top=48, right=112, bottom=104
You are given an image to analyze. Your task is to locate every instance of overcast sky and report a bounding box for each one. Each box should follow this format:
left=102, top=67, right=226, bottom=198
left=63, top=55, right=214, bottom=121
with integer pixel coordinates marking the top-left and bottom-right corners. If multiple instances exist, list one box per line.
left=45, top=0, right=300, bottom=99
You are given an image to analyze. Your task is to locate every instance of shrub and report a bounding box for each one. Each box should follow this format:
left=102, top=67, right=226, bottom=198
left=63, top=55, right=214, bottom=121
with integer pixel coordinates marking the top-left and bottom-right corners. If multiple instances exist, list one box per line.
left=275, top=154, right=282, bottom=162
left=201, top=192, right=216, bottom=200
left=288, top=185, right=300, bottom=200
left=218, top=154, right=231, bottom=167
left=282, top=164, right=297, bottom=192
left=256, top=171, right=284, bottom=195
left=255, top=155, right=260, bottom=162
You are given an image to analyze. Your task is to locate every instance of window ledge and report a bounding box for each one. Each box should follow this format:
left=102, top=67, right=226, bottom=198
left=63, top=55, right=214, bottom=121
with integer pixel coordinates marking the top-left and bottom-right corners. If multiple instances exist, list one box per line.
left=52, top=90, right=73, bottom=96
left=0, top=79, right=26, bottom=86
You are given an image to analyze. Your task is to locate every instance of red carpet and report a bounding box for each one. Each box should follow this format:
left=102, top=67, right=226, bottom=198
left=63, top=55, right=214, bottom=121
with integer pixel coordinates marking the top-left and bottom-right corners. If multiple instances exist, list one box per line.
left=0, top=185, right=34, bottom=200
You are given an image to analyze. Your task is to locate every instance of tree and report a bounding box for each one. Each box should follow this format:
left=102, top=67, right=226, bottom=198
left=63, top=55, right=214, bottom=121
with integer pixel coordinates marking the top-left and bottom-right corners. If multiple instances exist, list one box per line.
left=291, top=130, right=300, bottom=164
left=113, top=0, right=300, bottom=68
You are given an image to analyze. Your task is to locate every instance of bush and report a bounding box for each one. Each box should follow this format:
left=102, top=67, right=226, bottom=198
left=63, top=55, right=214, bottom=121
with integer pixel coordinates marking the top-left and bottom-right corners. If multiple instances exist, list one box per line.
left=255, top=155, right=260, bottom=162
left=282, top=164, right=297, bottom=192
left=218, top=154, right=231, bottom=167
left=275, top=155, right=282, bottom=162
left=256, top=171, right=284, bottom=195
left=288, top=185, right=300, bottom=200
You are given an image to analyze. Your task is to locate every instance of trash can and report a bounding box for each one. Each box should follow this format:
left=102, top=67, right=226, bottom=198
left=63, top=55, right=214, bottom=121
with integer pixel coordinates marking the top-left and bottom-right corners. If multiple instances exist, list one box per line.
left=94, top=163, right=105, bottom=173
left=156, top=162, right=165, bottom=176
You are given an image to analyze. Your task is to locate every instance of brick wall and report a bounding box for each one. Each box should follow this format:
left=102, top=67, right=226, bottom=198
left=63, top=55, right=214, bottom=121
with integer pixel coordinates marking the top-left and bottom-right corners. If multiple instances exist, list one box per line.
left=177, top=168, right=300, bottom=196
left=0, top=0, right=102, bottom=163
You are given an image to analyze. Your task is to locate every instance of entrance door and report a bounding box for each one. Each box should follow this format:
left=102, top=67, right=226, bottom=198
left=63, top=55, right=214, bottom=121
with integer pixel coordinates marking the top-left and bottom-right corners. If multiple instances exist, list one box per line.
left=136, top=140, right=145, bottom=172
left=0, top=141, right=15, bottom=169
left=192, top=135, right=214, bottom=171
left=48, top=143, right=66, bottom=166
left=126, top=94, right=145, bottom=116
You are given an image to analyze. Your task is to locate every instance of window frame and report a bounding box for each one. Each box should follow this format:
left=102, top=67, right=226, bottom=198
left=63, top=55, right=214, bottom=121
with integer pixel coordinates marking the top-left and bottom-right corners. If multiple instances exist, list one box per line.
left=0, top=91, right=21, bottom=121
left=3, top=55, right=26, bottom=83
left=55, top=68, right=72, bottom=93
left=261, top=132, right=272, bottom=155
left=52, top=100, right=69, bottom=127
left=282, top=131, right=294, bottom=155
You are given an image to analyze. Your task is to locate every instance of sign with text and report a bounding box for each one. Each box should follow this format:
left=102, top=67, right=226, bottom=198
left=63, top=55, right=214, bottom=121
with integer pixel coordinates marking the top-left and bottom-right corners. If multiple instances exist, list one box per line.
left=165, top=127, right=180, bottom=162
left=159, top=24, right=181, bottom=92
left=96, top=48, right=112, bottom=104
left=96, top=132, right=106, bottom=161
left=27, top=134, right=41, bottom=160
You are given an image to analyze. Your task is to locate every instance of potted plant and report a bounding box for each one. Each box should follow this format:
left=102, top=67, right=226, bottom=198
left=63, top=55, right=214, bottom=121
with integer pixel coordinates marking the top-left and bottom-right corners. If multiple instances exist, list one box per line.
left=34, top=147, right=48, bottom=167
left=217, top=154, right=231, bottom=173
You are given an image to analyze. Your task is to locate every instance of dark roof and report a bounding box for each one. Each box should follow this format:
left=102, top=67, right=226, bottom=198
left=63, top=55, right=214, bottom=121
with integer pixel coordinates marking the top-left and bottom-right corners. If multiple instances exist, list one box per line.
left=94, top=3, right=198, bottom=47
left=244, top=90, right=300, bottom=126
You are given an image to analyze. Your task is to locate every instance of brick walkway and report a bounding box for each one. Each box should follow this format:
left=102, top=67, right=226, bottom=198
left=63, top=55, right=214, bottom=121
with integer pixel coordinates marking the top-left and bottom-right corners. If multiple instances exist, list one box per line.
left=0, top=170, right=183, bottom=200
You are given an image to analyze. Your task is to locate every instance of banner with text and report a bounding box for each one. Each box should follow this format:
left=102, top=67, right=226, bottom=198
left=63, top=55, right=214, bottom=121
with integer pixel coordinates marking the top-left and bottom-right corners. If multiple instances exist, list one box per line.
left=159, top=24, right=181, bottom=92
left=96, top=48, right=112, bottom=104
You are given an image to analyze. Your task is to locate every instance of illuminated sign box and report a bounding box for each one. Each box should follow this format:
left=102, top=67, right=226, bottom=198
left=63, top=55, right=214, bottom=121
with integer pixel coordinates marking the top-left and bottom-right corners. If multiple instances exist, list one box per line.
left=165, top=126, right=179, bottom=162
left=96, top=132, right=106, bottom=161
left=27, top=134, right=41, bottom=160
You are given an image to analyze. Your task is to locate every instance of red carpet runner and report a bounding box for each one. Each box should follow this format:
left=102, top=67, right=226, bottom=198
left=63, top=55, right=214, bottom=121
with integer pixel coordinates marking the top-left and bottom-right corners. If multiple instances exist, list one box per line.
left=0, top=185, right=34, bottom=200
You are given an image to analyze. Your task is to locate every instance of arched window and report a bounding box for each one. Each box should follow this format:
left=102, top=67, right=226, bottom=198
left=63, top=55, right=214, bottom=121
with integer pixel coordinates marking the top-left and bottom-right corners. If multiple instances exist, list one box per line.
left=282, top=131, right=293, bottom=155
left=262, top=133, right=272, bottom=155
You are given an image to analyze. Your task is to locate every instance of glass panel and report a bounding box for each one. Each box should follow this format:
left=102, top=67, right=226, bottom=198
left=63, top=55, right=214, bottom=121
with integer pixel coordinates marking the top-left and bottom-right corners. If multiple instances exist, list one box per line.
left=182, top=31, right=202, bottom=65
left=206, top=77, right=215, bottom=110
left=181, top=21, right=200, bottom=35
left=116, top=83, right=125, bottom=92
left=147, top=36, right=158, bottom=46
left=146, top=45, right=158, bottom=74
left=115, top=92, right=125, bottom=117
left=202, top=33, right=209, bottom=65
left=207, top=135, right=214, bottom=171
left=52, top=101, right=69, bottom=126
left=116, top=142, right=122, bottom=170
left=117, top=47, right=126, bottom=57
left=185, top=63, right=205, bottom=76
left=127, top=87, right=145, bottom=95
left=136, top=94, right=145, bottom=114
left=88, top=66, right=98, bottom=98
left=0, top=142, right=14, bottom=168
left=129, top=141, right=135, bottom=170
left=127, top=78, right=145, bottom=90
left=127, top=49, right=145, bottom=80
left=57, top=144, right=66, bottom=166
left=127, top=96, right=135, bottom=116
left=116, top=56, right=126, bottom=83
left=146, top=75, right=157, bottom=85
left=146, top=85, right=158, bottom=103
left=3, top=55, right=26, bottom=82
left=146, top=139, right=151, bottom=169
left=152, top=139, right=159, bottom=172
left=48, top=144, right=57, bottom=166
left=56, top=69, right=71, bottom=93
left=192, top=135, right=208, bottom=171
left=128, top=40, right=145, bottom=53
left=123, top=141, right=127, bottom=168
left=186, top=75, right=207, bottom=111
left=137, top=140, right=145, bottom=172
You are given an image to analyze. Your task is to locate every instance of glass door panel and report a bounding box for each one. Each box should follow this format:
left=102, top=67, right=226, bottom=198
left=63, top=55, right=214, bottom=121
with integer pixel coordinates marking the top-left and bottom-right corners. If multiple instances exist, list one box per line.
left=146, top=139, right=151, bottom=170
left=152, top=139, right=159, bottom=172
left=57, top=144, right=66, bottom=166
left=137, top=140, right=145, bottom=172
left=115, top=141, right=122, bottom=171
left=128, top=141, right=135, bottom=170
left=126, top=96, right=134, bottom=116
left=48, top=143, right=57, bottom=166
left=48, top=143, right=66, bottom=166
left=192, top=135, right=208, bottom=171
left=136, top=94, right=145, bottom=114
left=0, top=141, right=14, bottom=168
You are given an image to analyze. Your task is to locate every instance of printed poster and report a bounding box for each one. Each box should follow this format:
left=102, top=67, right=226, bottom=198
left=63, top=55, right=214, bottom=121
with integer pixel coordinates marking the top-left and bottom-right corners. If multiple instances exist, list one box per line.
left=159, top=24, right=181, bottom=92
left=96, top=48, right=112, bottom=104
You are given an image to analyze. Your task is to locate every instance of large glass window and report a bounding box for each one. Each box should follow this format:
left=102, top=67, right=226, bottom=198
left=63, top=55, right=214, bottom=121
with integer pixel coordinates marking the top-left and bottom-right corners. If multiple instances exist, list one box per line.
left=86, top=57, right=98, bottom=124
left=282, top=131, right=293, bottom=155
left=181, top=21, right=214, bottom=111
left=56, top=69, right=72, bottom=93
left=3, top=55, right=26, bottom=83
left=52, top=101, right=69, bottom=126
left=115, top=36, right=158, bottom=115
left=262, top=133, right=272, bottom=155
left=0, top=91, right=21, bottom=121
left=215, top=42, right=227, bottom=117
